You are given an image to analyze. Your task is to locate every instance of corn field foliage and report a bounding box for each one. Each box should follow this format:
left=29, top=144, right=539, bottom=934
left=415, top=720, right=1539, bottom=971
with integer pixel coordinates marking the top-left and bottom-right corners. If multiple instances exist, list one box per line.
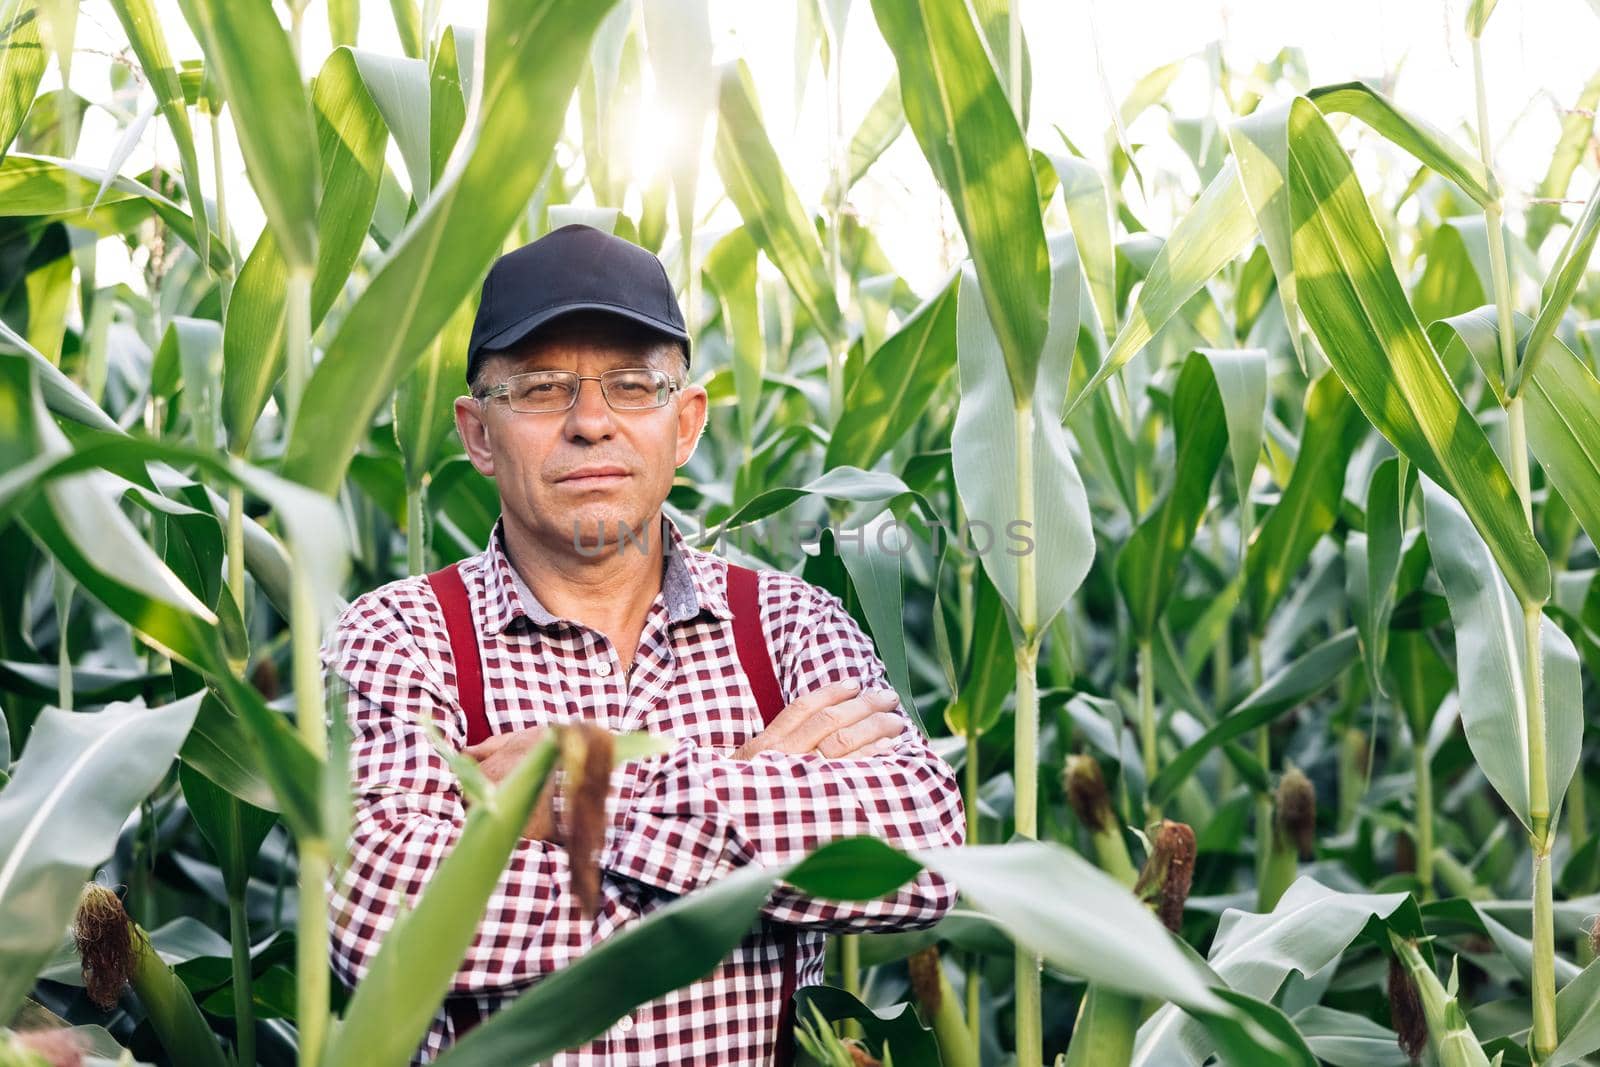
left=2, top=0, right=1600, bottom=1065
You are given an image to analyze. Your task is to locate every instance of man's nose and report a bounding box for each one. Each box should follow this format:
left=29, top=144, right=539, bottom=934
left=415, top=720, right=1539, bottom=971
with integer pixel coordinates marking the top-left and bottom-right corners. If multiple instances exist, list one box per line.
left=563, top=377, right=616, bottom=440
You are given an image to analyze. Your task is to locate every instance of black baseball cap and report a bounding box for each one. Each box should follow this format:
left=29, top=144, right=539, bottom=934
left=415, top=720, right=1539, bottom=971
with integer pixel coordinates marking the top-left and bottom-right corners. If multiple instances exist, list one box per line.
left=465, top=223, right=691, bottom=386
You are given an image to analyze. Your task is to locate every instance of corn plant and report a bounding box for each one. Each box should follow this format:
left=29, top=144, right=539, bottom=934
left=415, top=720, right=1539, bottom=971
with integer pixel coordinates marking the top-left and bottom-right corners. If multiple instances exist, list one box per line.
left=3, top=0, right=1600, bottom=1065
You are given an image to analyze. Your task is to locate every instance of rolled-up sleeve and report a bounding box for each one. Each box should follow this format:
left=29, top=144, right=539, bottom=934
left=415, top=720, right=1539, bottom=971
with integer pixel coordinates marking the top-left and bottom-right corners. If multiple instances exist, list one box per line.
left=602, top=583, right=966, bottom=933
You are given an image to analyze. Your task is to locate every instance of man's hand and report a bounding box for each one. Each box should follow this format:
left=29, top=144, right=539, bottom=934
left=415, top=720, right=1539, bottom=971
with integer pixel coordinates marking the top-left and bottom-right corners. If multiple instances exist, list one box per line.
left=732, top=680, right=906, bottom=760
left=463, top=727, right=562, bottom=844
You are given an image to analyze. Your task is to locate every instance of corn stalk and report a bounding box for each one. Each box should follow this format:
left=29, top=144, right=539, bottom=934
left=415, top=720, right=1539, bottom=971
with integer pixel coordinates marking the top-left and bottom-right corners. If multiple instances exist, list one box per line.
left=1468, top=23, right=1557, bottom=1060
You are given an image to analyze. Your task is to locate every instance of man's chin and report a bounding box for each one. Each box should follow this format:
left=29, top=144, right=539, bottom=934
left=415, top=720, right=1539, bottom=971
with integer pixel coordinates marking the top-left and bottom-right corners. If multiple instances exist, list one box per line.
left=557, top=507, right=656, bottom=553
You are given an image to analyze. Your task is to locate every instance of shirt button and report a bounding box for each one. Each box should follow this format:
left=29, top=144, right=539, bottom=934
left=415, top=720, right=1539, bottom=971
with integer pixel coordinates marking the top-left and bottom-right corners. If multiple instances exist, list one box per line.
left=595, top=661, right=613, bottom=678
left=616, top=1014, right=632, bottom=1032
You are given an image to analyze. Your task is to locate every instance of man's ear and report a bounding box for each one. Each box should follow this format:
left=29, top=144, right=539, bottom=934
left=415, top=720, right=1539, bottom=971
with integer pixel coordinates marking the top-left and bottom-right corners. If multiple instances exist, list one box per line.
left=674, top=384, right=709, bottom=467
left=455, top=395, right=495, bottom=477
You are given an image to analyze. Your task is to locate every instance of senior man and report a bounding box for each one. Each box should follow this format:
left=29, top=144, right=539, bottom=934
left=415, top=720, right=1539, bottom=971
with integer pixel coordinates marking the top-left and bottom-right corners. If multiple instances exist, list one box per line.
left=321, top=224, right=966, bottom=1066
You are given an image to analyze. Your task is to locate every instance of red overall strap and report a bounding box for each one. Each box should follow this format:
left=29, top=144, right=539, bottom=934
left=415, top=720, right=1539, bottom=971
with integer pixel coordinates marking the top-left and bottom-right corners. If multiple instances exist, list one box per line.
left=725, top=563, right=801, bottom=1067
left=426, top=562, right=492, bottom=747
left=429, top=561, right=799, bottom=1054
left=426, top=562, right=492, bottom=1041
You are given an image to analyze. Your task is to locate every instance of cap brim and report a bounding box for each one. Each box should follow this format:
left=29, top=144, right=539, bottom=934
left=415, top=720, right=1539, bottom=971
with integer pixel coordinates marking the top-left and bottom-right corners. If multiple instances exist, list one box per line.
left=474, top=303, right=690, bottom=362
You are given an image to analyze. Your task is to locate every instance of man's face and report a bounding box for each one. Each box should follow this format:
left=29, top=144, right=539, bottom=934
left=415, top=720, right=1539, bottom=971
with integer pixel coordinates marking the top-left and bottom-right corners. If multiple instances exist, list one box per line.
left=454, top=320, right=707, bottom=554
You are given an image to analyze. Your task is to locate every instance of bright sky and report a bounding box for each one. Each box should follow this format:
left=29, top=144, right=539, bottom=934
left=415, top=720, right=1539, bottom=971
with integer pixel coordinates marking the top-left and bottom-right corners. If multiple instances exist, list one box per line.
left=64, top=0, right=1600, bottom=300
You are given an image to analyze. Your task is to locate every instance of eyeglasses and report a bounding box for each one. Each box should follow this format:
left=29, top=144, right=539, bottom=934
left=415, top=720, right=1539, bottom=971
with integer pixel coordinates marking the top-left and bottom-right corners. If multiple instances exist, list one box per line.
left=475, top=368, right=682, bottom=413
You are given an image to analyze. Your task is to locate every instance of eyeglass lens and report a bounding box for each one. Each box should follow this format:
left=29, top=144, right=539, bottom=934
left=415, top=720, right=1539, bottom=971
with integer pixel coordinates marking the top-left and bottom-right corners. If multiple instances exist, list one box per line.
left=504, top=369, right=670, bottom=412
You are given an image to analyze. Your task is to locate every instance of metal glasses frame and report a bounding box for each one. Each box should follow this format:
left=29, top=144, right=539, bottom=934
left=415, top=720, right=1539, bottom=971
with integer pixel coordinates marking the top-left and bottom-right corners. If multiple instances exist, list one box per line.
left=474, top=367, right=683, bottom=413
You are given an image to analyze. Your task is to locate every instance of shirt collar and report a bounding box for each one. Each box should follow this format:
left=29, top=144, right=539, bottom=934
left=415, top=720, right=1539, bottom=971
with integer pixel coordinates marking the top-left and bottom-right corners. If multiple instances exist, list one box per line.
left=480, top=511, right=733, bottom=634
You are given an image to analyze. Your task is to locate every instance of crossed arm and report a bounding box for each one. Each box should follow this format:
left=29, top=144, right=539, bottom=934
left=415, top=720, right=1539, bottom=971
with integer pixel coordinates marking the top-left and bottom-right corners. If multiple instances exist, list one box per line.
left=321, top=585, right=965, bottom=995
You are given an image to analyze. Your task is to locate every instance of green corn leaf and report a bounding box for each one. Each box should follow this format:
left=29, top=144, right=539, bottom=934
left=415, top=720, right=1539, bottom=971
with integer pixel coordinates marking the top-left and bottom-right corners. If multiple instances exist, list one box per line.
left=220, top=45, right=386, bottom=451
left=181, top=692, right=280, bottom=814
left=107, top=0, right=209, bottom=271
left=1429, top=309, right=1600, bottom=596
left=1147, top=629, right=1360, bottom=806
left=713, top=58, right=844, bottom=348
left=281, top=0, right=618, bottom=495
left=1526, top=70, right=1600, bottom=251
left=836, top=510, right=923, bottom=734
left=1413, top=217, right=1493, bottom=329
left=178, top=762, right=276, bottom=898
left=795, top=985, right=944, bottom=1066
left=390, top=35, right=477, bottom=492
left=953, top=237, right=1092, bottom=642
left=324, top=730, right=673, bottom=1067
left=825, top=273, right=958, bottom=472
left=1551, top=953, right=1600, bottom=1065
left=1134, top=880, right=1415, bottom=1065
left=1117, top=351, right=1229, bottom=638
left=1421, top=476, right=1582, bottom=834
left=394, top=292, right=473, bottom=488
left=1276, top=96, right=1548, bottom=605
left=0, top=0, right=48, bottom=163
left=429, top=25, right=471, bottom=187
left=1043, top=150, right=1117, bottom=338
left=1290, top=1005, right=1412, bottom=1066
left=0, top=694, right=201, bottom=1019
left=707, top=468, right=936, bottom=552
left=386, top=0, right=421, bottom=58
left=438, top=837, right=1305, bottom=1066
left=1306, top=82, right=1493, bottom=206
left=943, top=564, right=1014, bottom=738
left=0, top=153, right=229, bottom=273
left=1067, top=160, right=1257, bottom=415
left=158, top=317, right=223, bottom=451
left=350, top=50, right=432, bottom=206
left=970, top=0, right=1031, bottom=130
left=328, top=0, right=358, bottom=46
left=1349, top=456, right=1412, bottom=699
left=1198, top=347, right=1268, bottom=521
left=173, top=0, right=319, bottom=268
left=1244, top=369, right=1366, bottom=630
left=870, top=0, right=1049, bottom=403
left=1231, top=85, right=1495, bottom=378
left=825, top=74, right=906, bottom=204
left=433, top=862, right=784, bottom=1066
left=1510, top=172, right=1600, bottom=396
left=703, top=225, right=765, bottom=446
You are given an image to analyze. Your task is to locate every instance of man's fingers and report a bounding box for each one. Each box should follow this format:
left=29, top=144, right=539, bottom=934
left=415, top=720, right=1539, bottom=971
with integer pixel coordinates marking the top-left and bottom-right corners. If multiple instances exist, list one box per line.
left=814, top=709, right=905, bottom=759
left=791, top=688, right=899, bottom=752
left=775, top=680, right=863, bottom=723
left=464, top=725, right=547, bottom=759
left=463, top=733, right=510, bottom=757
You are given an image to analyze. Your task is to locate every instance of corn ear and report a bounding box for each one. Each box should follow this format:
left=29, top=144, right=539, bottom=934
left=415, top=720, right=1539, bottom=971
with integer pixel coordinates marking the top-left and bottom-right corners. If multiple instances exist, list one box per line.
left=1259, top=767, right=1316, bottom=911
left=558, top=722, right=617, bottom=920
left=72, top=885, right=229, bottom=1067
left=907, top=947, right=976, bottom=1067
left=1387, top=933, right=1493, bottom=1067
left=1063, top=755, right=1138, bottom=886
left=1133, top=820, right=1196, bottom=933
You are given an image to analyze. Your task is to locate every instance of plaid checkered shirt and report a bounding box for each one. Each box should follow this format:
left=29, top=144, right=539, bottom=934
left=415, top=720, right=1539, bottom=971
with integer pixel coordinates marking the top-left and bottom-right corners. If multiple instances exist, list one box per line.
left=320, top=512, right=966, bottom=1065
